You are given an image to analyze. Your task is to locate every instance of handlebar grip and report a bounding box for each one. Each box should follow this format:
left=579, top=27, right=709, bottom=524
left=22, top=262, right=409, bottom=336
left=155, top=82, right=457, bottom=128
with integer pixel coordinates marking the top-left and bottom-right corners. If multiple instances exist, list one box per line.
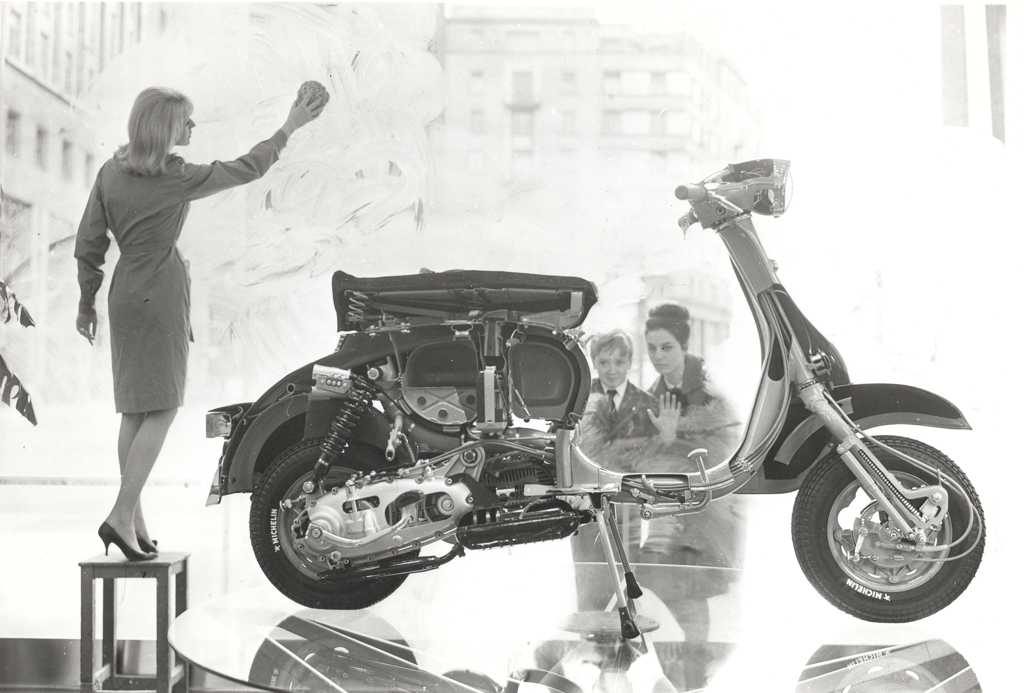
left=674, top=184, right=706, bottom=201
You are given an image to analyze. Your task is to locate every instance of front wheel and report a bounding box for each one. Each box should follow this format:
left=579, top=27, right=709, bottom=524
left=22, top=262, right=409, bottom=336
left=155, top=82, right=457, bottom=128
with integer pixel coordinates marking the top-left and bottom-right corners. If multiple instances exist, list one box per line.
left=249, top=438, right=418, bottom=609
left=792, top=436, right=984, bottom=622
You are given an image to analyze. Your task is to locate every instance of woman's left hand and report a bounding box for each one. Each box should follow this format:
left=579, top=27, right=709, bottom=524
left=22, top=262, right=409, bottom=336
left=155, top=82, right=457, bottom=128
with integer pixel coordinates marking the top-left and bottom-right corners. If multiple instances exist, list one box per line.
left=76, top=309, right=97, bottom=345
left=647, top=392, right=682, bottom=445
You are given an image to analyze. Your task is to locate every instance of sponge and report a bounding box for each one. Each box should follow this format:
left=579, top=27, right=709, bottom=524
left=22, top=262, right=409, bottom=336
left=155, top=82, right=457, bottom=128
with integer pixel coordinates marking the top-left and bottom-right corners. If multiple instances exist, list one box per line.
left=295, top=80, right=330, bottom=114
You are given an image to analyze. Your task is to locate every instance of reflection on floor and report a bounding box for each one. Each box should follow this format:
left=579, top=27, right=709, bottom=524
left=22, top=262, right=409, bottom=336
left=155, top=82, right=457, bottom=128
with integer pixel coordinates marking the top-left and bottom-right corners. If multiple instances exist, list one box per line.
left=171, top=582, right=739, bottom=693
left=796, top=641, right=981, bottom=693
left=169, top=491, right=750, bottom=691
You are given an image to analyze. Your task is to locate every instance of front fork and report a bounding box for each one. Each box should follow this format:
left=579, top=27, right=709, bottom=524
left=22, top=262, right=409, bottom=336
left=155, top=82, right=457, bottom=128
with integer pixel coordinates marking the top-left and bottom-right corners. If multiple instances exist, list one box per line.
left=798, top=380, right=948, bottom=537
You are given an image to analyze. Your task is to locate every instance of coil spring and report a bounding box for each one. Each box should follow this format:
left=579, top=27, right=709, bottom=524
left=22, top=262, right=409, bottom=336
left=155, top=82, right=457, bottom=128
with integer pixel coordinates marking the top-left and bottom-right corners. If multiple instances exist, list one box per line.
left=855, top=447, right=923, bottom=522
left=345, top=290, right=369, bottom=326
left=311, top=374, right=375, bottom=485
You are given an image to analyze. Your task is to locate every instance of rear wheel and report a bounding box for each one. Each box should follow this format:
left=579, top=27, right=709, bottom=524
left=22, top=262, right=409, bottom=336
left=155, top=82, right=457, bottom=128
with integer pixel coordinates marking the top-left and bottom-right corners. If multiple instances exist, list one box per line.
left=249, top=438, right=417, bottom=609
left=792, top=436, right=984, bottom=622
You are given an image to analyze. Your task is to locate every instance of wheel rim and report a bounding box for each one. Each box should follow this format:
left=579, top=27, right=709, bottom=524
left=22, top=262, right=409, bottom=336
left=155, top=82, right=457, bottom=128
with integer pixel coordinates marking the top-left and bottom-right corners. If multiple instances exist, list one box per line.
left=826, top=470, right=951, bottom=593
left=277, top=467, right=356, bottom=581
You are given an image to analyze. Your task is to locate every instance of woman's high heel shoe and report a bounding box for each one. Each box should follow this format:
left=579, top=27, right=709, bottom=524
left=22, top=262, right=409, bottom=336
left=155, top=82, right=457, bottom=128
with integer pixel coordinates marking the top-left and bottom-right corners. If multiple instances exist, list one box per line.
left=98, top=522, right=156, bottom=561
left=137, top=534, right=158, bottom=554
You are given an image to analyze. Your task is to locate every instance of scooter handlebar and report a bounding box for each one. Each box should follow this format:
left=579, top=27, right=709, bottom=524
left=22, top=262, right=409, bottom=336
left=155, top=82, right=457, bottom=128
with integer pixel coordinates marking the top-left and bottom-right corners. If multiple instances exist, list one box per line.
left=674, top=184, right=707, bottom=202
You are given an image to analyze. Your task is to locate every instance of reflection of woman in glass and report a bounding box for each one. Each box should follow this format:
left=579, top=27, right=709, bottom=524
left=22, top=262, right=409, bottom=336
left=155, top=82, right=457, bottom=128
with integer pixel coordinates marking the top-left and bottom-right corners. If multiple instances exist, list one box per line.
left=75, top=86, right=325, bottom=560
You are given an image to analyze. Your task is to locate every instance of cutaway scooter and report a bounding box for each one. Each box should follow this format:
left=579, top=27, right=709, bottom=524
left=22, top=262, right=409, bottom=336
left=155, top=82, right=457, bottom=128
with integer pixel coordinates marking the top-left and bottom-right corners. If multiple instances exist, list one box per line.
left=206, top=159, right=983, bottom=635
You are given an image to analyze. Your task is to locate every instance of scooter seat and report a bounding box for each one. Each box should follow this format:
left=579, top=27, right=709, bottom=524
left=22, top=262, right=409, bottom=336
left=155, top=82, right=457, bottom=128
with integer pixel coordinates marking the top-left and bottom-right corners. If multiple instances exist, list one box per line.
left=332, top=269, right=598, bottom=331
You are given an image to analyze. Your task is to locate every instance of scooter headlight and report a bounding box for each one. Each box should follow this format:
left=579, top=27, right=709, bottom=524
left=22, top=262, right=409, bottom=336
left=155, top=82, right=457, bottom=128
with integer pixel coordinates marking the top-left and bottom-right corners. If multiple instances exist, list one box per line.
left=749, top=159, right=791, bottom=217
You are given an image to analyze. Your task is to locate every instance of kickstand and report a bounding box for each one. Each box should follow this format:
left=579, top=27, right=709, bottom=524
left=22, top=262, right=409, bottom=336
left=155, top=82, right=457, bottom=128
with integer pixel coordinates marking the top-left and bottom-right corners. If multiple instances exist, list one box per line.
left=595, top=497, right=643, bottom=641
left=606, top=502, right=644, bottom=600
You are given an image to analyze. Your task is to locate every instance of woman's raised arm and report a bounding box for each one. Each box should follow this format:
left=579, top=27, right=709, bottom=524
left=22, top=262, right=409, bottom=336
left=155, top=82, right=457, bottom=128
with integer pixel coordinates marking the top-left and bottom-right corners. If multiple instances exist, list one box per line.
left=180, top=92, right=326, bottom=202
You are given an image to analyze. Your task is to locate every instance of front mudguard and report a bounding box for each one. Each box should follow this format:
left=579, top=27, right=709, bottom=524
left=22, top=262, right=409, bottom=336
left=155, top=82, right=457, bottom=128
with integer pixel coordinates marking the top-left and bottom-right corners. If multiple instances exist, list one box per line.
left=738, top=383, right=970, bottom=494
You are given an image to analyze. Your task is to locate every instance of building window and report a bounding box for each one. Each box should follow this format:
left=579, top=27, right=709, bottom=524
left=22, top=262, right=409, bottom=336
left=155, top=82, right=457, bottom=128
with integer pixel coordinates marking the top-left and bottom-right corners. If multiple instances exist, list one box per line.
left=511, top=71, right=534, bottom=102
left=561, top=70, right=577, bottom=94
left=650, top=150, right=668, bottom=175
left=691, top=121, right=704, bottom=148
left=117, top=3, right=125, bottom=53
left=62, top=140, right=74, bottom=181
left=467, top=149, right=484, bottom=172
left=36, top=127, right=50, bottom=170
left=40, top=32, right=52, bottom=81
left=53, top=4, right=63, bottom=78
left=64, top=50, right=74, bottom=92
left=65, top=3, right=75, bottom=41
left=131, top=4, right=142, bottom=44
left=602, top=71, right=621, bottom=95
left=651, top=111, right=665, bottom=136
left=511, top=150, right=533, bottom=179
left=469, top=70, right=485, bottom=96
left=622, top=110, right=651, bottom=135
left=6, top=8, right=23, bottom=59
left=664, top=111, right=690, bottom=136
left=25, top=5, right=36, bottom=66
left=5, top=111, right=21, bottom=157
left=601, top=111, right=622, bottom=135
left=560, top=110, right=576, bottom=136
left=651, top=72, right=667, bottom=94
left=83, top=152, right=95, bottom=186
left=622, top=71, right=650, bottom=94
left=667, top=71, right=689, bottom=95
left=470, top=109, right=485, bottom=135
left=510, top=111, right=534, bottom=138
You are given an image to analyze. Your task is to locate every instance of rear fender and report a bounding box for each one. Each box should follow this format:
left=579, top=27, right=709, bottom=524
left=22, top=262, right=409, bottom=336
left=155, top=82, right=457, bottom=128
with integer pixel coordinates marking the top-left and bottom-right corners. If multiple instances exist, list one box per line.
left=223, top=393, right=390, bottom=494
left=738, top=383, right=970, bottom=494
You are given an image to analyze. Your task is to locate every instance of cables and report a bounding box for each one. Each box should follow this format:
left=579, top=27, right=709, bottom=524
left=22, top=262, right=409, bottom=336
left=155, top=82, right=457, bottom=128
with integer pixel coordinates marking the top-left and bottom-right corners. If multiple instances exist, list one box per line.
left=823, top=390, right=984, bottom=563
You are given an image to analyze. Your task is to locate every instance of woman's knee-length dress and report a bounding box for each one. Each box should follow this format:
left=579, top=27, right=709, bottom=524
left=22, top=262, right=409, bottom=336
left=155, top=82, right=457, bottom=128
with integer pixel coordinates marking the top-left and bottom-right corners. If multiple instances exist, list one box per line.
left=74, top=130, right=289, bottom=413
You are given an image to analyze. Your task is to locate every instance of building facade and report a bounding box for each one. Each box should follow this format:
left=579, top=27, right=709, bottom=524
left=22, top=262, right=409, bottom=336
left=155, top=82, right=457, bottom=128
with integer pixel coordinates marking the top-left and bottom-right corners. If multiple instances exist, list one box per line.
left=1, top=1, right=172, bottom=394
left=434, top=6, right=752, bottom=382
left=437, top=5, right=756, bottom=187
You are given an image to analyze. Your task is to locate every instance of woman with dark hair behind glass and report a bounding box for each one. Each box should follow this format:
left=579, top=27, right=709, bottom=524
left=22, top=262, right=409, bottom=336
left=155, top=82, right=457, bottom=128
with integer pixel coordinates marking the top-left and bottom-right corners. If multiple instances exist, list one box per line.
left=644, top=302, right=741, bottom=464
left=627, top=302, right=746, bottom=688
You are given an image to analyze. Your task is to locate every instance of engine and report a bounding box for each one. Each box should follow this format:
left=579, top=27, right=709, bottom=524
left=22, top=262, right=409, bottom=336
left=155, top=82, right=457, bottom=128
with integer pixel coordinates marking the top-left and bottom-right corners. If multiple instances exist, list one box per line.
left=304, top=320, right=593, bottom=562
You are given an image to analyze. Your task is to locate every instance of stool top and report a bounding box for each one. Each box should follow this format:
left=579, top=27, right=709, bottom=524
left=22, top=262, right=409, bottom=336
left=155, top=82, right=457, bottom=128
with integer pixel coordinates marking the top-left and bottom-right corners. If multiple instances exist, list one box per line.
left=80, top=551, right=190, bottom=569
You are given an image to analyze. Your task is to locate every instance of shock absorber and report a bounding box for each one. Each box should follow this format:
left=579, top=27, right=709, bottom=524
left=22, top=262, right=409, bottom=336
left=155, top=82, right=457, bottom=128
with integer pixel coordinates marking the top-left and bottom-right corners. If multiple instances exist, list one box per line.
left=311, top=375, right=375, bottom=486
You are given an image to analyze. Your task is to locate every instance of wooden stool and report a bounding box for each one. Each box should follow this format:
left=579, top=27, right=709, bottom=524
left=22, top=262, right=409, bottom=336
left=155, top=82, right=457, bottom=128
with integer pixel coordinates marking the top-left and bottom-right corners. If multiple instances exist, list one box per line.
left=80, top=551, right=190, bottom=693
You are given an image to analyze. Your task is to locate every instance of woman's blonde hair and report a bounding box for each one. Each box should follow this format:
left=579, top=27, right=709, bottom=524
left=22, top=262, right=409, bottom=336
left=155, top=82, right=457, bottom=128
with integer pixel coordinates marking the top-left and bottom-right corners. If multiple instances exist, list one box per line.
left=114, top=87, right=193, bottom=176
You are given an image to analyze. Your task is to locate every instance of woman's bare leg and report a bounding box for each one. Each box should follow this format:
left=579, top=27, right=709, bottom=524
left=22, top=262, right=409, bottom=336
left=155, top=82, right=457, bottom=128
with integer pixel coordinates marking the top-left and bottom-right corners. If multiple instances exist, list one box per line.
left=117, top=413, right=150, bottom=543
left=104, top=408, right=178, bottom=550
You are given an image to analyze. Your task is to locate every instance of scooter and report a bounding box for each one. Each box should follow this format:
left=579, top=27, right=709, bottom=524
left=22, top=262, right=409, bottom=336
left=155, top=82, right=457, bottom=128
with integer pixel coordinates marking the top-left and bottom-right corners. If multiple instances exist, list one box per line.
left=205, top=159, right=983, bottom=635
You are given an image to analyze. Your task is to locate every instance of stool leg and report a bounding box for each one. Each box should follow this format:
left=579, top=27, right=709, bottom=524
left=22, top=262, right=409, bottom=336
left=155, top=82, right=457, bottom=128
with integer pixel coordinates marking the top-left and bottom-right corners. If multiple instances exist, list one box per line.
left=157, top=570, right=171, bottom=693
left=175, top=558, right=188, bottom=617
left=80, top=571, right=94, bottom=691
left=174, top=561, right=190, bottom=693
left=102, top=578, right=117, bottom=676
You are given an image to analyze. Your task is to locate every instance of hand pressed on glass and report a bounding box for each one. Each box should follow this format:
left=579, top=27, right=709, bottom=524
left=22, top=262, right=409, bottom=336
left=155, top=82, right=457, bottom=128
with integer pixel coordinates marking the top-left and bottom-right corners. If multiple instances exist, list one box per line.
left=647, top=392, right=682, bottom=445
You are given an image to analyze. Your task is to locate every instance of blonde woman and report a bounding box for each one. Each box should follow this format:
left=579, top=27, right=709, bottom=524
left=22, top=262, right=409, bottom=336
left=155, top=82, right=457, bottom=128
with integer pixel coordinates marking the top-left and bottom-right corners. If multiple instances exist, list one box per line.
left=75, top=86, right=326, bottom=560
